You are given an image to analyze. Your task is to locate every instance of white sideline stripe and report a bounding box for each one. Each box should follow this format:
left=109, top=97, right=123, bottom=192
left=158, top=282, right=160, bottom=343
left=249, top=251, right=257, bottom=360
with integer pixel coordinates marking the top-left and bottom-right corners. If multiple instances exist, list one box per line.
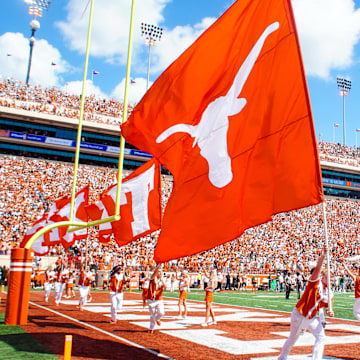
left=10, top=268, right=32, bottom=272
left=11, top=262, right=32, bottom=266
left=29, top=301, right=173, bottom=360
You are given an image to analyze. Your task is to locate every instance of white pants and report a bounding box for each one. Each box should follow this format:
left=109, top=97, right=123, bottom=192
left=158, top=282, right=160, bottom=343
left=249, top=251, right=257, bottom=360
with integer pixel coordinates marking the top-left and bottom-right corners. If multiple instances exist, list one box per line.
left=44, top=282, right=52, bottom=301
left=54, top=282, right=65, bottom=305
left=278, top=308, right=326, bottom=360
left=110, top=292, right=124, bottom=322
left=78, top=285, right=89, bottom=309
left=148, top=299, right=165, bottom=331
left=354, top=298, right=360, bottom=321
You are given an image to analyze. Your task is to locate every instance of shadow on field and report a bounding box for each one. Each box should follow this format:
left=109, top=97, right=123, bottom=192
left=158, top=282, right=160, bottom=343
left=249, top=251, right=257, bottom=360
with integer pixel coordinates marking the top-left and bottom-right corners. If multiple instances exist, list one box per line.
left=29, top=331, right=164, bottom=360
left=28, top=315, right=84, bottom=330
left=0, top=331, right=54, bottom=356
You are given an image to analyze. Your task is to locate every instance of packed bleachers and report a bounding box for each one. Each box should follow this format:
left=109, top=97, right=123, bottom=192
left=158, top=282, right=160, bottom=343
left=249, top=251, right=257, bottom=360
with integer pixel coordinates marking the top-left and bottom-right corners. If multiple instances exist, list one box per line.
left=0, top=78, right=360, bottom=281
left=1, top=78, right=359, bottom=166
left=0, top=155, right=359, bottom=278
left=318, top=141, right=360, bottom=167
left=0, top=78, right=134, bottom=126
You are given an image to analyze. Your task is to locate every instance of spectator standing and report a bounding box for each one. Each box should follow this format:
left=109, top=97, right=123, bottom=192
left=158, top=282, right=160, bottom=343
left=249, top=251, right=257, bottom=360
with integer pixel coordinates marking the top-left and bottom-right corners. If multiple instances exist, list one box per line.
left=285, top=272, right=292, bottom=299
left=296, top=272, right=303, bottom=300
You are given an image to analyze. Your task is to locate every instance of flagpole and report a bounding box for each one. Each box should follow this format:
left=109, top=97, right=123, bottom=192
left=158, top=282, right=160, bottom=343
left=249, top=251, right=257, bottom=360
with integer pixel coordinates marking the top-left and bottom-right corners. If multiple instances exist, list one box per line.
left=114, top=0, right=136, bottom=215
left=69, top=0, right=95, bottom=222
left=322, top=201, right=332, bottom=312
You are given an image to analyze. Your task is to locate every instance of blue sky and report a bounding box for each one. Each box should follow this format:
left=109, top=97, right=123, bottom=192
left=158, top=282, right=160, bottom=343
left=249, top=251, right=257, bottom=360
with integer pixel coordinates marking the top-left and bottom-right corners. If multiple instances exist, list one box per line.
left=1, top=0, right=360, bottom=147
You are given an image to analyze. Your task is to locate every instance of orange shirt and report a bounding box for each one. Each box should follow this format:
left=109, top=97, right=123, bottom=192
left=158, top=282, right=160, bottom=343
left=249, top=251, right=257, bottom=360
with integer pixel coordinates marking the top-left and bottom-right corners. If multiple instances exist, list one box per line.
left=355, top=276, right=360, bottom=299
left=109, top=273, right=126, bottom=293
left=296, top=278, right=331, bottom=319
left=78, top=271, right=91, bottom=287
left=146, top=278, right=164, bottom=301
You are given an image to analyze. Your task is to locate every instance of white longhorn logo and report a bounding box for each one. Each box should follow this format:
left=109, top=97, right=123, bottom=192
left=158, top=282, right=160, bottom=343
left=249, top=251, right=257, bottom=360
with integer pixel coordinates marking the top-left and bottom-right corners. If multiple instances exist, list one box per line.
left=156, top=22, right=280, bottom=188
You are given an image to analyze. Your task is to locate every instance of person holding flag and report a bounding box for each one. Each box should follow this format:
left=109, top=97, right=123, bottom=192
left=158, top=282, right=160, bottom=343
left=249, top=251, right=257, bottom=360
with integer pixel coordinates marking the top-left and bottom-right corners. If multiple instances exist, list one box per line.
left=109, top=265, right=128, bottom=324
left=141, top=271, right=150, bottom=311
left=43, top=265, right=55, bottom=303
left=77, top=265, right=93, bottom=311
left=341, top=258, right=360, bottom=321
left=278, top=246, right=334, bottom=360
left=146, top=264, right=165, bottom=333
left=53, top=261, right=69, bottom=307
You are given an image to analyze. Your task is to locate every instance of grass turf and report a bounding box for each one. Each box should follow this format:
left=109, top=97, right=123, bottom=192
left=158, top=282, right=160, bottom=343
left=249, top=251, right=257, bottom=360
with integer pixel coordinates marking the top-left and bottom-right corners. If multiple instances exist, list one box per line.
left=0, top=312, right=59, bottom=360
left=160, top=289, right=357, bottom=321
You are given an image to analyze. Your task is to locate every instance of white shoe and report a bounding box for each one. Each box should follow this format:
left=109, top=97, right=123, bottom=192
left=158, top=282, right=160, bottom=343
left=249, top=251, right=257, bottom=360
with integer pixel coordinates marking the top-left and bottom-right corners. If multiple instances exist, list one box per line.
left=201, top=323, right=208, bottom=327
left=210, top=321, right=217, bottom=325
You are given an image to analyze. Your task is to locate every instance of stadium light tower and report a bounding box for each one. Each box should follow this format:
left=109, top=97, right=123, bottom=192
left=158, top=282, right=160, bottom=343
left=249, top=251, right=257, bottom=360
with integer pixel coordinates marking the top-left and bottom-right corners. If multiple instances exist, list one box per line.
left=356, top=128, right=360, bottom=150
left=24, top=0, right=51, bottom=86
left=337, top=77, right=351, bottom=146
left=141, top=23, right=163, bottom=91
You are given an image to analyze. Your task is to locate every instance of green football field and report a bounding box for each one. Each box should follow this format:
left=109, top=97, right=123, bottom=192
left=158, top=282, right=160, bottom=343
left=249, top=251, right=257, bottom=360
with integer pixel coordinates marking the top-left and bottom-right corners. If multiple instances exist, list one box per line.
left=0, top=312, right=58, bottom=360
left=163, top=289, right=357, bottom=321
left=0, top=289, right=356, bottom=359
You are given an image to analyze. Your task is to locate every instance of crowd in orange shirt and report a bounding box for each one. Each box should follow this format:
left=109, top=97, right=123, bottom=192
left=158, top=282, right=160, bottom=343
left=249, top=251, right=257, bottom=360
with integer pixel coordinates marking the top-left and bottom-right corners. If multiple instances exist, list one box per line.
left=0, top=155, right=359, bottom=278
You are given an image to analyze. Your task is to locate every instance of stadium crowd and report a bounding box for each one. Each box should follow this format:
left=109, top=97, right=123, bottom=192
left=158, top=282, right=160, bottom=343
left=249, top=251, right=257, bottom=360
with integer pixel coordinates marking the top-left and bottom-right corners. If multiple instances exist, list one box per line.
left=0, top=155, right=359, bottom=280
left=0, top=78, right=359, bottom=286
left=0, top=77, right=359, bottom=166
left=0, top=78, right=134, bottom=126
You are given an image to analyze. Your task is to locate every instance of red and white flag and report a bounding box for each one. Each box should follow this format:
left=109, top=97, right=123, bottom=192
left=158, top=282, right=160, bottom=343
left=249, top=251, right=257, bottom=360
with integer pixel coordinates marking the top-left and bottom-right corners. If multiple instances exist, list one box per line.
left=20, top=187, right=89, bottom=255
left=54, top=186, right=90, bottom=249
left=20, top=195, right=68, bottom=255
left=86, top=159, right=162, bottom=246
left=121, top=0, right=323, bottom=262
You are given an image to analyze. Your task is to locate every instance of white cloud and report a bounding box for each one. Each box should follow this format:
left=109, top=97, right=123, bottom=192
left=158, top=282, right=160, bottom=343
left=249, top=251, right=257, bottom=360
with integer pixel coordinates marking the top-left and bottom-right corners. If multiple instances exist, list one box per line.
left=111, top=77, right=149, bottom=104
left=56, top=0, right=171, bottom=65
left=0, top=32, right=71, bottom=87
left=292, top=0, right=360, bottom=79
left=3, top=0, right=360, bottom=103
left=62, top=80, right=107, bottom=99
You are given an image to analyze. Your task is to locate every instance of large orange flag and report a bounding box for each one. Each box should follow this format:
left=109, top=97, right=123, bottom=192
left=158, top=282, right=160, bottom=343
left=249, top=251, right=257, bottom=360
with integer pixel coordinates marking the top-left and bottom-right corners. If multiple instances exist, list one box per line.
left=121, top=0, right=323, bottom=262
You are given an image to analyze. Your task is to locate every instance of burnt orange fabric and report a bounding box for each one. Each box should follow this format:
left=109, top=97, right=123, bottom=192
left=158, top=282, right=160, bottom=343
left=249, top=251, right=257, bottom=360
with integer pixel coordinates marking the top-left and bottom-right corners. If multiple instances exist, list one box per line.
left=121, top=0, right=323, bottom=263
left=179, top=290, right=187, bottom=300
left=296, top=279, right=330, bottom=319
left=205, top=290, right=213, bottom=303
left=146, top=279, right=164, bottom=301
